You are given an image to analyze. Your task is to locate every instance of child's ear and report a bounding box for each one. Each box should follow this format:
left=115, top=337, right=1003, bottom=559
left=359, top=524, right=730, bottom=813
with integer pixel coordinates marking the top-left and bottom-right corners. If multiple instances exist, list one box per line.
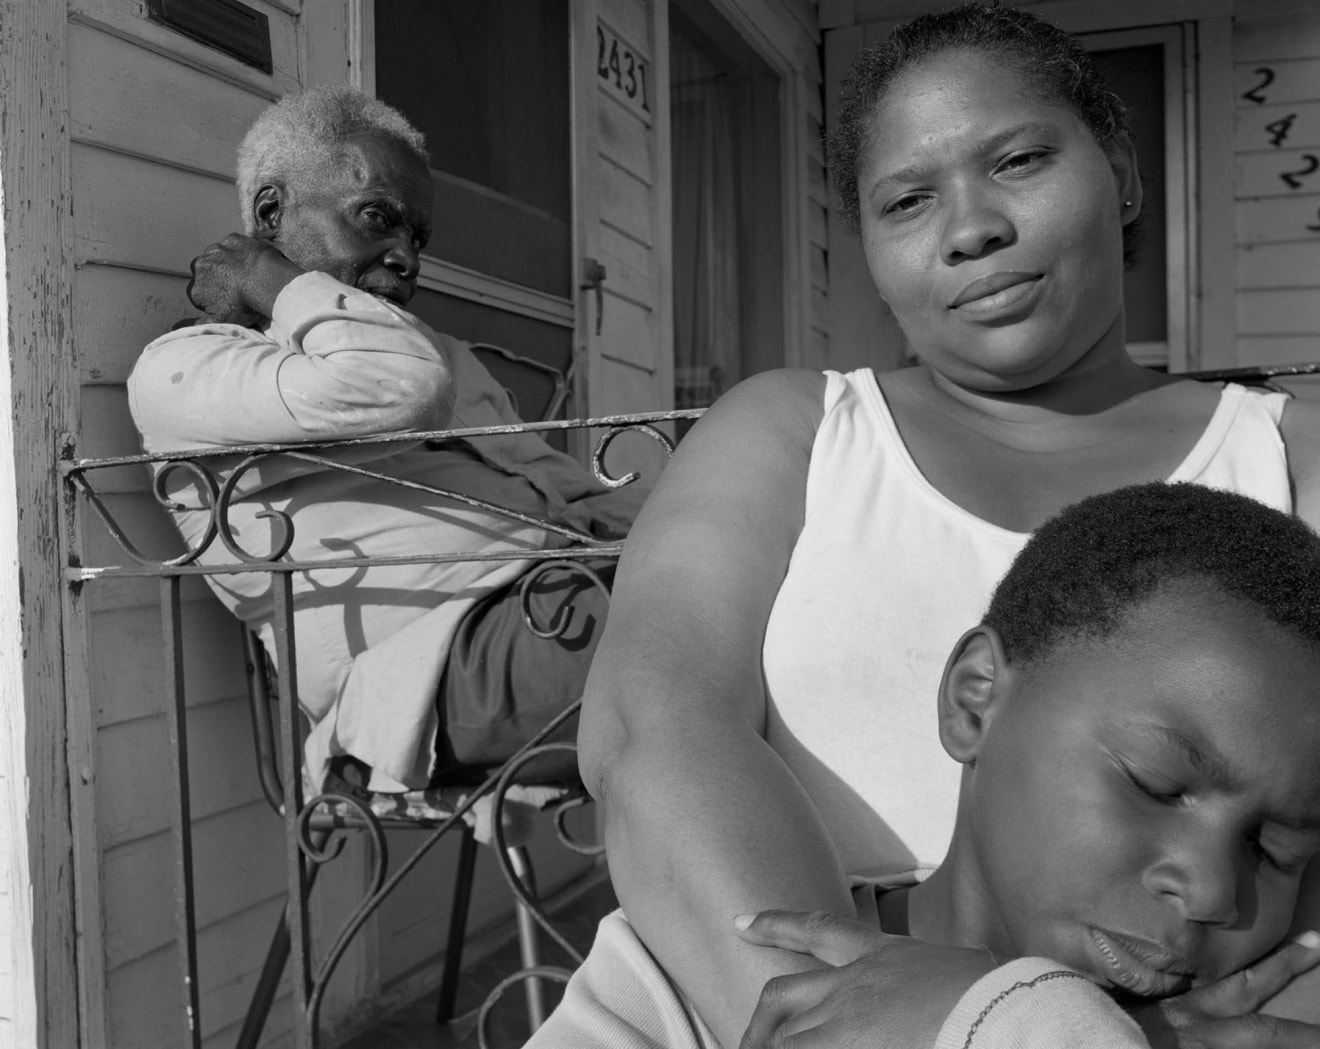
left=938, top=624, right=1012, bottom=764
left=252, top=184, right=283, bottom=238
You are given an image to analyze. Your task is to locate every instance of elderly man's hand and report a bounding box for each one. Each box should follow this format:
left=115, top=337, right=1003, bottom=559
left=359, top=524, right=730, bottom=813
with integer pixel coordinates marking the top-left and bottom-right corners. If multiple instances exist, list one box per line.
left=187, top=234, right=305, bottom=326
left=734, top=909, right=995, bottom=1049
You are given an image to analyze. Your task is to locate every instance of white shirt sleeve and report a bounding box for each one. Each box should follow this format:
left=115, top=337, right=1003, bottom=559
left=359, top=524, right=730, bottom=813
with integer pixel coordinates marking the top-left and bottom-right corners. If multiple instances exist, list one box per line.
left=128, top=271, right=455, bottom=452
left=935, top=957, right=1149, bottom=1049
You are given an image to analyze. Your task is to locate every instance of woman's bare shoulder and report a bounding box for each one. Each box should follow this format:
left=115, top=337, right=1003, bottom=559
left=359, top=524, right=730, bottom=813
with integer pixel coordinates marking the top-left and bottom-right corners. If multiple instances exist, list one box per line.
left=703, top=367, right=829, bottom=431
left=617, top=368, right=831, bottom=582
left=660, top=368, right=829, bottom=483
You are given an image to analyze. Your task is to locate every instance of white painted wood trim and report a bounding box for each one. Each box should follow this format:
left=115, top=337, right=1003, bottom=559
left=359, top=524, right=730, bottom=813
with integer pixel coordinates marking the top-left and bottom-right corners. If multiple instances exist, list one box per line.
left=1128, top=340, right=1171, bottom=367
left=301, top=0, right=349, bottom=88
left=711, top=0, right=819, bottom=67
left=573, top=0, right=604, bottom=431
left=858, top=0, right=1233, bottom=41
left=68, top=8, right=289, bottom=100
left=854, top=0, right=1235, bottom=33
left=1029, top=0, right=1232, bottom=33
left=0, top=3, right=80, bottom=1047
left=350, top=0, right=375, bottom=96
left=1195, top=16, right=1239, bottom=370
left=59, top=504, right=106, bottom=1049
left=1175, top=22, right=1198, bottom=374
left=1083, top=24, right=1193, bottom=373
left=418, top=259, right=576, bottom=329
left=780, top=68, right=812, bottom=368
left=711, top=0, right=817, bottom=369
left=652, top=0, right=676, bottom=410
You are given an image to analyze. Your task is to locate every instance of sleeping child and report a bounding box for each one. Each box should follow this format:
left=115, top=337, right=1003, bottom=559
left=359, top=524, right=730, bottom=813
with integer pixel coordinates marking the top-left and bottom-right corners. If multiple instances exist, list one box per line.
left=737, top=482, right=1320, bottom=1048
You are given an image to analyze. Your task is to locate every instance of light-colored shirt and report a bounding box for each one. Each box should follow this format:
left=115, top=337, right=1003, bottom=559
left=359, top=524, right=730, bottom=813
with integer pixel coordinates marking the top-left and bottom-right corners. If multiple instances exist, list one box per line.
left=761, top=370, right=1291, bottom=878
left=129, top=271, right=636, bottom=789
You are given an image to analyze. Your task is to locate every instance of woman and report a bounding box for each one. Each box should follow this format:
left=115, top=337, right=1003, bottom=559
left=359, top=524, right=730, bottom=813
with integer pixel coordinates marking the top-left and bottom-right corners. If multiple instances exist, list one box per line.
left=528, top=4, right=1320, bottom=1047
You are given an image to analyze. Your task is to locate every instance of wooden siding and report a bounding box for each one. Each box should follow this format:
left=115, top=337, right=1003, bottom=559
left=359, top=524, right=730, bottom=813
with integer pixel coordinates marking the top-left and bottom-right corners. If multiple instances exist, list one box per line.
left=67, top=9, right=294, bottom=1041
left=804, top=12, right=832, bottom=370
left=587, top=0, right=673, bottom=485
left=1234, top=9, right=1320, bottom=367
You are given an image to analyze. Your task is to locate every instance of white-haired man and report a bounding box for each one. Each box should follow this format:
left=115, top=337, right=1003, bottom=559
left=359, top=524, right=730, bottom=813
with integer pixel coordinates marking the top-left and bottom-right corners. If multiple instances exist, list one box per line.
left=128, top=86, right=638, bottom=792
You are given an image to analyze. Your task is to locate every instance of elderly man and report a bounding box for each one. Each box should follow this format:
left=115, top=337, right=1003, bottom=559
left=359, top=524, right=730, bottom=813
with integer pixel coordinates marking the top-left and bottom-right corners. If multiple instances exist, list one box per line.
left=128, top=86, right=637, bottom=791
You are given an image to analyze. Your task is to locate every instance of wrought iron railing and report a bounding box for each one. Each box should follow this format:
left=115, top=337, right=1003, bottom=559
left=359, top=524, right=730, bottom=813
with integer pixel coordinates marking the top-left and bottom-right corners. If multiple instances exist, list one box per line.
left=59, top=409, right=702, bottom=1049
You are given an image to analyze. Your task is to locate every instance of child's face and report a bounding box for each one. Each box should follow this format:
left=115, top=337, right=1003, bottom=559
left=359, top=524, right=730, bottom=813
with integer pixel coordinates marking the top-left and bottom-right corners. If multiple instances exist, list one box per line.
left=956, top=585, right=1320, bottom=998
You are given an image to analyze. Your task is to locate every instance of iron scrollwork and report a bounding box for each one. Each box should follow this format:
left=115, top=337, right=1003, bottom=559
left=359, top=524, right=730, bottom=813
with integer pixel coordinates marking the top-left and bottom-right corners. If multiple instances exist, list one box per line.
left=60, top=408, right=700, bottom=1048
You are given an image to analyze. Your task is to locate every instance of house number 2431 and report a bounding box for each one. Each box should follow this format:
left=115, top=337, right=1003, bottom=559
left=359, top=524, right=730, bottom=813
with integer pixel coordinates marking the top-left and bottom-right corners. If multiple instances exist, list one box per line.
left=597, top=23, right=651, bottom=115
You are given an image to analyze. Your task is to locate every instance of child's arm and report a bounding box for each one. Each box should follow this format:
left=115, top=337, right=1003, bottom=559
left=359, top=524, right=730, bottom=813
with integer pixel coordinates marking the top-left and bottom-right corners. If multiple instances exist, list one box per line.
left=736, top=911, right=1320, bottom=1049
left=934, top=957, right=1149, bottom=1048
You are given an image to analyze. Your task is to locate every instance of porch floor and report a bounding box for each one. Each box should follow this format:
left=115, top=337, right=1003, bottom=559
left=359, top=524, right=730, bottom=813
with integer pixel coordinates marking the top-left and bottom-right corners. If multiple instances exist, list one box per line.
left=340, top=875, right=617, bottom=1049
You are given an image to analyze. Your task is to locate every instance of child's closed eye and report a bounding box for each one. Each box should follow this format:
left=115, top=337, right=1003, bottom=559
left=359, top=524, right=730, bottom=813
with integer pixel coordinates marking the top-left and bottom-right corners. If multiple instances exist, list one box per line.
left=1117, top=760, right=1185, bottom=805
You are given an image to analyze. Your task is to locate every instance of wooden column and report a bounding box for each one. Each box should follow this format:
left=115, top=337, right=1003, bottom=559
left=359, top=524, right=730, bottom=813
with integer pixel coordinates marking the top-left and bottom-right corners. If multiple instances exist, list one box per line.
left=0, top=2, right=80, bottom=1047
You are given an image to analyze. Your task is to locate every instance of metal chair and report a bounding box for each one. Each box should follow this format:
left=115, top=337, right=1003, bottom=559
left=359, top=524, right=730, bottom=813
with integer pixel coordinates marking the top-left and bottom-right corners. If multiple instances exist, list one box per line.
left=231, top=340, right=599, bottom=1048
left=235, top=628, right=591, bottom=1049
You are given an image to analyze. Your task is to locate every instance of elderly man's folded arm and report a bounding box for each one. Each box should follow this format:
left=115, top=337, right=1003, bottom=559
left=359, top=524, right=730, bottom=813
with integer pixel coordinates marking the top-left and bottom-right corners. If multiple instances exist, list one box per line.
left=129, top=271, right=454, bottom=452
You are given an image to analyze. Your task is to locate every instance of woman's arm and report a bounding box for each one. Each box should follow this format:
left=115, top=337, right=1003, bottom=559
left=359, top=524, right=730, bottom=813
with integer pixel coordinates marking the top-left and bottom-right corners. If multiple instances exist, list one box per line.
left=577, top=369, right=858, bottom=1048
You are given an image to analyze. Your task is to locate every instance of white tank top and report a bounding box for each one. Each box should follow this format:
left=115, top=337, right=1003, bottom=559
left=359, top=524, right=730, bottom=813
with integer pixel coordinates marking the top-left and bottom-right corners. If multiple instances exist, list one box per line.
left=761, top=370, right=1291, bottom=880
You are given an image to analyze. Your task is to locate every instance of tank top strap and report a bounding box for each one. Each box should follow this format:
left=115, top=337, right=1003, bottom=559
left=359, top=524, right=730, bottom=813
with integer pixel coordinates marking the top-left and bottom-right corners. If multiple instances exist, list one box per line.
left=1169, top=383, right=1292, bottom=512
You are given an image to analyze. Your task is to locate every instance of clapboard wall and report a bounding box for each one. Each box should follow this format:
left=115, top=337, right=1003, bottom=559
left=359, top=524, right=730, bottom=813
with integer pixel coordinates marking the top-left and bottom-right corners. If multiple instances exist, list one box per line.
left=1234, top=8, right=1320, bottom=366
left=68, top=5, right=299, bottom=1043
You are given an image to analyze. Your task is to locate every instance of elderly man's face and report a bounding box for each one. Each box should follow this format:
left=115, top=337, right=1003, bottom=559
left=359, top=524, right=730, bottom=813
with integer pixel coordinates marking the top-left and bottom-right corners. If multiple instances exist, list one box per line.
left=267, top=131, right=433, bottom=307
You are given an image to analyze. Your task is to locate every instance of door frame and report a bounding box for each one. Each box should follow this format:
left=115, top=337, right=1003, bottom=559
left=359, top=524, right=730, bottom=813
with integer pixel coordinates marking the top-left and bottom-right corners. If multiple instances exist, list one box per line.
left=697, top=0, right=816, bottom=368
left=1081, top=23, right=1195, bottom=373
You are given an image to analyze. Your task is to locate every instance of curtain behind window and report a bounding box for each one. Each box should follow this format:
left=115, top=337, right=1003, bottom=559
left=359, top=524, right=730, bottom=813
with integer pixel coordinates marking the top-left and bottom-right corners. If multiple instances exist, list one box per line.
left=670, top=25, right=742, bottom=411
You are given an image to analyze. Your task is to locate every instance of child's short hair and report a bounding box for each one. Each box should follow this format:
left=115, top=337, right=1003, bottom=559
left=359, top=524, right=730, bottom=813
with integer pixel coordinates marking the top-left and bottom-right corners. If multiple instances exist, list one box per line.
left=984, top=482, right=1320, bottom=665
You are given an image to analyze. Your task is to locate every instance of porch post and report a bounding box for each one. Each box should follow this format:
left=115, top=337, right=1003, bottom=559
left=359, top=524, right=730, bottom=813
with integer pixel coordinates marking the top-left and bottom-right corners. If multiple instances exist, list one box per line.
left=0, top=1, right=80, bottom=1048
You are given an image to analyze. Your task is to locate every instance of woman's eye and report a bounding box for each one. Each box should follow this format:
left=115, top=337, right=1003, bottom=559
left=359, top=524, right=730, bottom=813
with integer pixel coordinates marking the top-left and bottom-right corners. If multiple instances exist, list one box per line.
left=998, top=150, right=1048, bottom=175
left=885, top=194, right=929, bottom=216
left=363, top=207, right=392, bottom=228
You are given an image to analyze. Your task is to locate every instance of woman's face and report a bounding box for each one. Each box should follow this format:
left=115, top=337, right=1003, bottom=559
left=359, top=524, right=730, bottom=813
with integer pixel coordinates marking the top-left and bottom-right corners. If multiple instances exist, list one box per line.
left=857, top=49, right=1139, bottom=391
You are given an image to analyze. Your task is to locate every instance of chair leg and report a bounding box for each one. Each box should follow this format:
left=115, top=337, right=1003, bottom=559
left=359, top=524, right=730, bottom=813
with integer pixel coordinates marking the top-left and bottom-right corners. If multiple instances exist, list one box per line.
left=435, top=822, right=480, bottom=1023
left=237, top=832, right=328, bottom=1049
left=505, top=845, right=547, bottom=1031
left=236, top=907, right=291, bottom=1049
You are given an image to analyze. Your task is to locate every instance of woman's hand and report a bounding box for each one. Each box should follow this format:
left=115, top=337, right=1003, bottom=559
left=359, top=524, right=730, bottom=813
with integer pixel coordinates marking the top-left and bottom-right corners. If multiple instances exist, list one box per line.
left=733, top=909, right=995, bottom=1049
left=1129, top=932, right=1320, bottom=1049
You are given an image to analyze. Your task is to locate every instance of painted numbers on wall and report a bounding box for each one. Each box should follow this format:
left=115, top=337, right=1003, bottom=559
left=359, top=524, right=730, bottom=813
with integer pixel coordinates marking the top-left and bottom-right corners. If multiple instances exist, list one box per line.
left=1240, top=65, right=1320, bottom=233
left=597, top=22, right=651, bottom=118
